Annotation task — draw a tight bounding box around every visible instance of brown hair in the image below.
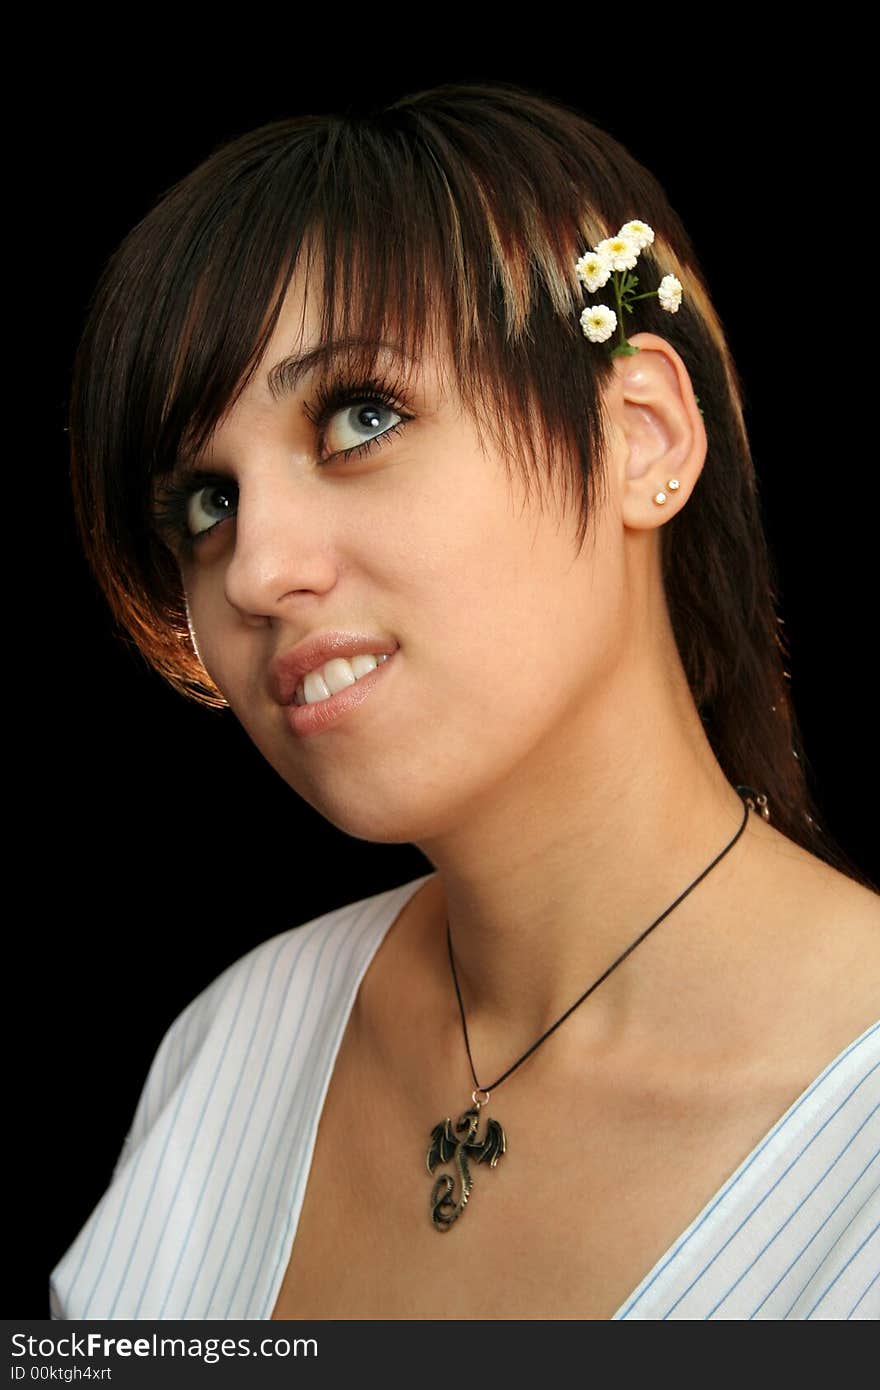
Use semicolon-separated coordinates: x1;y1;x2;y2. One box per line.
67;79;875;892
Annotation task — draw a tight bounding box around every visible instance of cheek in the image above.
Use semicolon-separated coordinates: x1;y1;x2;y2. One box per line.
181;583;250;704
400;519;626;762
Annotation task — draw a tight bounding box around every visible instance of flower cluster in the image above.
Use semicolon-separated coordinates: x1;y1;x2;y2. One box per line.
575;219;683;359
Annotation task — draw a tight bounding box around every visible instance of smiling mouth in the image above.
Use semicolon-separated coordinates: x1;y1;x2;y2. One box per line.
283;649;398;738
293;652;392;706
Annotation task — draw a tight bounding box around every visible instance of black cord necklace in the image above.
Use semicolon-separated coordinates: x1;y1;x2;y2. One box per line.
425;784;770;1229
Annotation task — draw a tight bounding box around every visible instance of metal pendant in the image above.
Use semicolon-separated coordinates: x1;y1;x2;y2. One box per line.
426;1088;507;1229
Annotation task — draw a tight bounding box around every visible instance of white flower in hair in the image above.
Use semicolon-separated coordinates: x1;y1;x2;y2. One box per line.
657;273;682;313
575;248;613;294
619;219;654;250
580;304;618;343
574;215;685;360
595;233;640;272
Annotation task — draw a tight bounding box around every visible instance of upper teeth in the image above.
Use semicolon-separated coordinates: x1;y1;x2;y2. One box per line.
294;653;390;706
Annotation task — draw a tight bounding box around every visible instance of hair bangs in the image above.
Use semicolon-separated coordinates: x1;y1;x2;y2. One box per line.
151;130;610;546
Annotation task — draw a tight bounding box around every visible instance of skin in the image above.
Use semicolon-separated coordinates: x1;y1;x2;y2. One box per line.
173;262;879;1103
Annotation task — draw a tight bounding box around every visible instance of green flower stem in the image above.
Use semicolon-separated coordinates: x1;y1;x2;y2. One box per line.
613;274;627;352
608;270;663;358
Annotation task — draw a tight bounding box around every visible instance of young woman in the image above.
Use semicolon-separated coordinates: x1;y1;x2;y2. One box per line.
51;81;879;1321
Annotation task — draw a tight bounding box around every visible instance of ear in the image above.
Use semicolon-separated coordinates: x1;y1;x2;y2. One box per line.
606;332;707;531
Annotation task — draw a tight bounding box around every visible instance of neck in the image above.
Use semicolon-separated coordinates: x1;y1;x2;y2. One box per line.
413;664;764;1081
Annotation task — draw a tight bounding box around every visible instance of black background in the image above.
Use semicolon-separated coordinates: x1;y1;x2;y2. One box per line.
20;48;877;1320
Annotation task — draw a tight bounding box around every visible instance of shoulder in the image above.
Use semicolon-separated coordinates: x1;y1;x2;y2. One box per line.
741;821;879;1077
772;837;880;980
117;876;431;1169
801;862;880;1040
49;876;430;1320
743;811;879;954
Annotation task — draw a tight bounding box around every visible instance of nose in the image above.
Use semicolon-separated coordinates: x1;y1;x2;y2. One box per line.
222;468;340;619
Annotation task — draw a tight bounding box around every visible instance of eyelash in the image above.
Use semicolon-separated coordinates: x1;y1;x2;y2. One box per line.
152;372;414;554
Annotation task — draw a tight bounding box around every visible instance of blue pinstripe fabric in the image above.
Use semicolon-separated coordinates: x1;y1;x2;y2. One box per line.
614;1026;879;1319
50;877;879;1321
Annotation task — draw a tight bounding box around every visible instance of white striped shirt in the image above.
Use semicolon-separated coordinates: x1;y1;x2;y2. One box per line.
50;873;880;1320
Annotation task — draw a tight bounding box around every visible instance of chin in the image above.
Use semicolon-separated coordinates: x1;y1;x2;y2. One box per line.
311;798;448;846
285;772;465;847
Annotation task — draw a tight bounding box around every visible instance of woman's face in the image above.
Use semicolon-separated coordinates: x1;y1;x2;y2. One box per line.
172;269;637;846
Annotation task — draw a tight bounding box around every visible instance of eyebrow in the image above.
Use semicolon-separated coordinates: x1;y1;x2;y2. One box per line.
160;337;414;485
265;337;410;402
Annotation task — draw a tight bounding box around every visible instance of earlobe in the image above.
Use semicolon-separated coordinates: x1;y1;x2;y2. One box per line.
612;333;704;529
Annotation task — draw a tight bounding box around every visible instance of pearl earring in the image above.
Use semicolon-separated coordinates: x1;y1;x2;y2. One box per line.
653;478;680;506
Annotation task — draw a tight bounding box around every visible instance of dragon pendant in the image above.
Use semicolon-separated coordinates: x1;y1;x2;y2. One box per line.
426;1090;507;1229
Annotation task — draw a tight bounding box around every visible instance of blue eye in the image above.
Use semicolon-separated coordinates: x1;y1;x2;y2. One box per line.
150;473;239;551
303;373;413;463
184;480;238;539
321;399;405;460
150;373;414;555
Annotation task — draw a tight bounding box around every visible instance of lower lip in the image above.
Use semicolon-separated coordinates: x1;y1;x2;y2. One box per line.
283;650;398;738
